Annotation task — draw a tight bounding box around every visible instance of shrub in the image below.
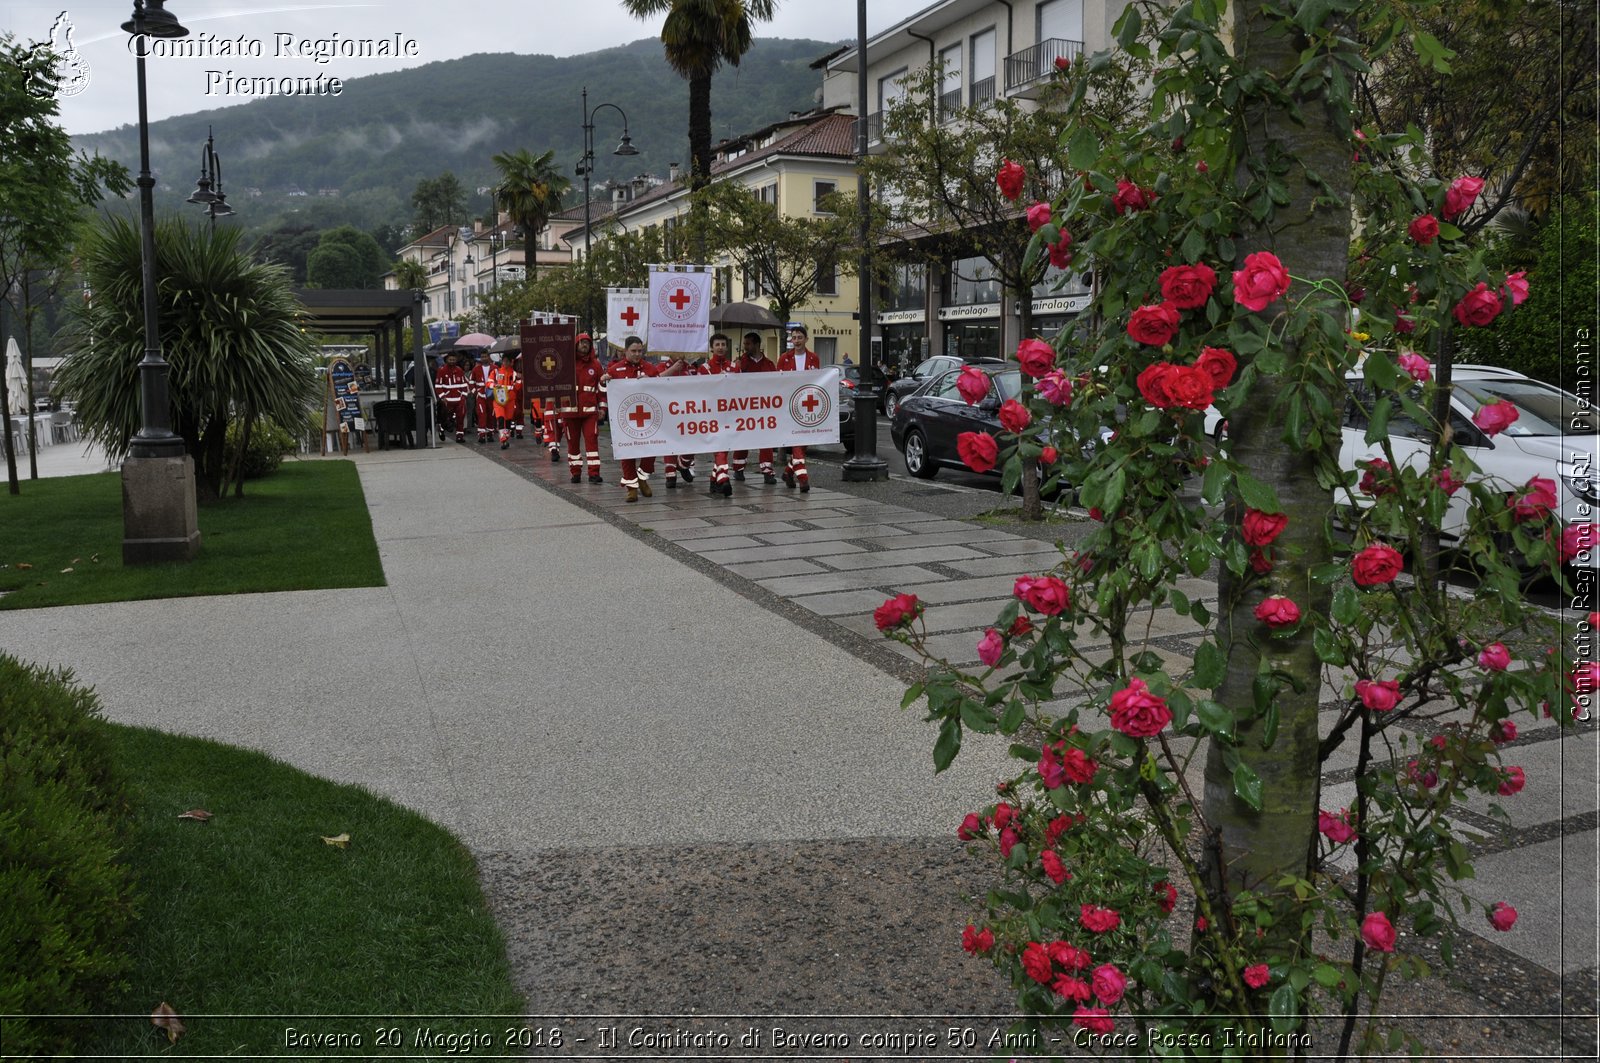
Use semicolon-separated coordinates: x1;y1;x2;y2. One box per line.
225;417;300;481
0;655;138;1056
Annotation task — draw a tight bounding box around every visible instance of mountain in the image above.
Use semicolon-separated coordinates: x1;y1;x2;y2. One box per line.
73;37;839;241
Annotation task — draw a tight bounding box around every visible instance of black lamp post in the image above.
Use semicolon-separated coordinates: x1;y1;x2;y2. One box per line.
577;87;638;334
185;126;234;229
122;0;187;461
842;0;889;481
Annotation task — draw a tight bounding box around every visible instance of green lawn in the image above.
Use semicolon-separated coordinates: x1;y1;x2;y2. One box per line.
0;460;384;609
82;723;524;1057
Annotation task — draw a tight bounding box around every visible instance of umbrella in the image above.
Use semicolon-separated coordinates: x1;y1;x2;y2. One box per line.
456;332;497;348
489;335;521;353
5;338;28;416
708;301;781;330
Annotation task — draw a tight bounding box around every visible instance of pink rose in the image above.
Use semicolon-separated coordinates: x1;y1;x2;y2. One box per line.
873;593;921;631
1014;574;1071;616
1109;677;1172;738
957;813;983;840
1047;229;1075;269
1397;351;1432;383
1572;660;1600;695
1254;595;1301;628
1473;399;1519;435
1036;369;1073;406
1511;477;1559;521
1409;214;1440;245
1356;679;1400;712
1436;467;1466;495
1504;270;1529;306
1488;902;1518;932
977;627;1004;667
1054;975;1093;1003
957;431;999;473
1026;201;1052;232
956;365;990;405
1022;941;1053;983
1041;850;1070;884
1154;881;1177;914
997;159;1025;201
1243;964;1271;989
1395;310;1416;334
962;924;995;953
1232;251;1291;312
1128;303;1182;346
1159;263;1217;309
1443;175;1485;220
1489;719;1517;744
1497;766;1526;796
1559;523;1600;565
1352;542;1404;586
1080;904;1121;933
1195;346;1237;389
1112;179;1152;214
1091;963;1128;1005
1361;911;1397;952
1318;808;1357;843
1015;337;1057;377
1073;1006;1114;1034
1242;509;1288;547
1453;282;1504;328
1359;458;1395;496
1478;642;1512;671
998;398;1032;434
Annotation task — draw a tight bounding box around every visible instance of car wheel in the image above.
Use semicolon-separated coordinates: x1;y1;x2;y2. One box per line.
885;392;900;419
903;428;938;479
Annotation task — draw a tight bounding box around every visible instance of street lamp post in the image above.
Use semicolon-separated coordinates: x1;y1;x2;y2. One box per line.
185;126;234;230
578;87;639;335
842;0;889;481
120;0;201;563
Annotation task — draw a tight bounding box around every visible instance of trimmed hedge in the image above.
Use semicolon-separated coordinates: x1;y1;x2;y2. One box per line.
0;655;138;1056
225;417;300;480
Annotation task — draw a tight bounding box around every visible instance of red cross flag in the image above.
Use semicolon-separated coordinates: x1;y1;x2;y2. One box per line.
646;266;713;358
606;288;649;355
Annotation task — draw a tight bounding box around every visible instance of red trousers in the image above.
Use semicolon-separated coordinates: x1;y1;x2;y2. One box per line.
733;448;774;471
563;413;600;475
619;456;657;487
785;446;809;482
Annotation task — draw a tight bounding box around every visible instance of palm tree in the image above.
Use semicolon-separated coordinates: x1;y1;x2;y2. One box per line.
491;148;570;280
623;0;778;251
392;257;427;291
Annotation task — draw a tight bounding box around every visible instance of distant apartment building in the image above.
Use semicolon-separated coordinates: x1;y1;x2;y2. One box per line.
390;209;582;322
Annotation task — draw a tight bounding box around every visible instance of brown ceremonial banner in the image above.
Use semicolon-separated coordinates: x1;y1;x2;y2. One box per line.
520;321;576;403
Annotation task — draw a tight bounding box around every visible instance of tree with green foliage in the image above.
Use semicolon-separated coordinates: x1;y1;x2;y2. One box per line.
305;224;388;289
250;223;321;285
0;32;130;493
491;148;570;280
411;172;465;233
462;277;535;337
57;218;318;500
392;257;427;291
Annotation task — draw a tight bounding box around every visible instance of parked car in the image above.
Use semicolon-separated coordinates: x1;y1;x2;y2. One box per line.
1208;365;1600;568
883;354;977;420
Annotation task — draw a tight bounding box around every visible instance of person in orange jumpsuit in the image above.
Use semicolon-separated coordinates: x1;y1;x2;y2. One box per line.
560;333;605;483
777;321;820;492
700;333;737;497
434;351;471;443
469;349;495;444
605;336;659;502
732;331;777;485
491;352;522;450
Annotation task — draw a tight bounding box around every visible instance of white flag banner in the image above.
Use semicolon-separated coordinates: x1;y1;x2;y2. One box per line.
607;368;842;459
646;266;713;358
606;288;649;353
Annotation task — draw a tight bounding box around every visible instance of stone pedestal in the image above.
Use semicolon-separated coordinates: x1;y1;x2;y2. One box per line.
122;454;201;564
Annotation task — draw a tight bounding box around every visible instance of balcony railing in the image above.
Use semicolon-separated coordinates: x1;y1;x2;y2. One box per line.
938;87;961;122
970;76;996;107
856;110;883;146
1005;38;1083;93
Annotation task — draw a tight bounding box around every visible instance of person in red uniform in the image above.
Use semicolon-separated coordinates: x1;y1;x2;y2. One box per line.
655;348;700;489
434;351;471;443
777;321;820;492
469;349;495;444
701;333;737;497
561;333;605;483
491;352;522;449
606;336;659;502
732;330;777;485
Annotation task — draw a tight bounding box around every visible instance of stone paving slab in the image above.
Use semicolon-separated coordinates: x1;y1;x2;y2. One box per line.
920;598;1019;635
758;567;942;598
814;544;987;569
858;530;991;551
943;552;1071;578
897;574;1023;606
723;559;827;580
980;536;1071;554
790;590;894;618
641;517;716;533
753;525;908;544
671;521;803;540
698;542;868;564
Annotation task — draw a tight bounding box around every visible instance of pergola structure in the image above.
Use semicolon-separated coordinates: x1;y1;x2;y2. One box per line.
293;288;431;447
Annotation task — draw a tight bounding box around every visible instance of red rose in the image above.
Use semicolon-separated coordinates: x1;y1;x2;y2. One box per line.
1442;174;1485;220
997;159;1026;201
957;813;983;840
1015;337;1057;377
1436;468;1466;495
873;592;921;630
1478;641;1512;671
1408;214;1440;245
1045;814;1074;845
1048;940;1092;970
999;826;1020;856
955;365;990;405
1351;542;1404;586
1319;808;1357;843
1061;747;1097;785
1488;902;1518;932
1232;251;1291;312
1359;458;1395;496
1242;508;1288;546
1195;346;1237;389
1112;179;1152;214
1026;201;1053;232
1164;365;1215;410
1472;399;1519;435
1040;444;1059;465
1128;303;1181;346
1504;270;1529;306
1015;574;1071;616
1047;229;1074;268
1159;263;1217;309
1009;614;1034;638
1053;976;1093;1003
1136;363;1178;407
1153;881;1178;914
1361;912;1397;952
1038;741;1068;789
1091;963;1128;1005
957;431;999;473
961;923;995;953
998;398;1032;434
1109;677;1172;738
1041;850;1070;884
1489;719;1518;744
1249;549;1274;574
1453;282;1504;328
1243;964;1271;989
1080;903;1121;933
1254;595;1301;628
1073;1007;1114;1034
1355;679;1400;711
992;802;1015;830
1497;766;1526;796
1395;310;1416;334
1022;941;1054;984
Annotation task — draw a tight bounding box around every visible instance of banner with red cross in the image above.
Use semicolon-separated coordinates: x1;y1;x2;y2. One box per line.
646;265;713;359
606;367;842;459
605;288;649;354
519;319;576;402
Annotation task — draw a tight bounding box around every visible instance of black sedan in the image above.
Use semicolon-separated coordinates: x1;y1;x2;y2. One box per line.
883;355;972;420
889;360;1022;479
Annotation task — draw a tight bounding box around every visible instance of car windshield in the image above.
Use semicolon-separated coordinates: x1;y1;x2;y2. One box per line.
1456;378;1596;436
993;368;1022;401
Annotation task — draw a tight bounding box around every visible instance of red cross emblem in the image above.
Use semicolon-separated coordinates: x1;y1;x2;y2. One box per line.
620;305;640;327
629;404;652;429
801;393;821;414
669;288;692;310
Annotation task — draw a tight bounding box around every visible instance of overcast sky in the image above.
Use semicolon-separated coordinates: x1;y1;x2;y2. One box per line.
11;1;930;136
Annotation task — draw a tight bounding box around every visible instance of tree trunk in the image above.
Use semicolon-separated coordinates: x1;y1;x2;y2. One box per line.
22;272;37;480
525;217;539;282
688;72;713;262
1;299;17;495
1016;286;1042;520
1200;0;1353;919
